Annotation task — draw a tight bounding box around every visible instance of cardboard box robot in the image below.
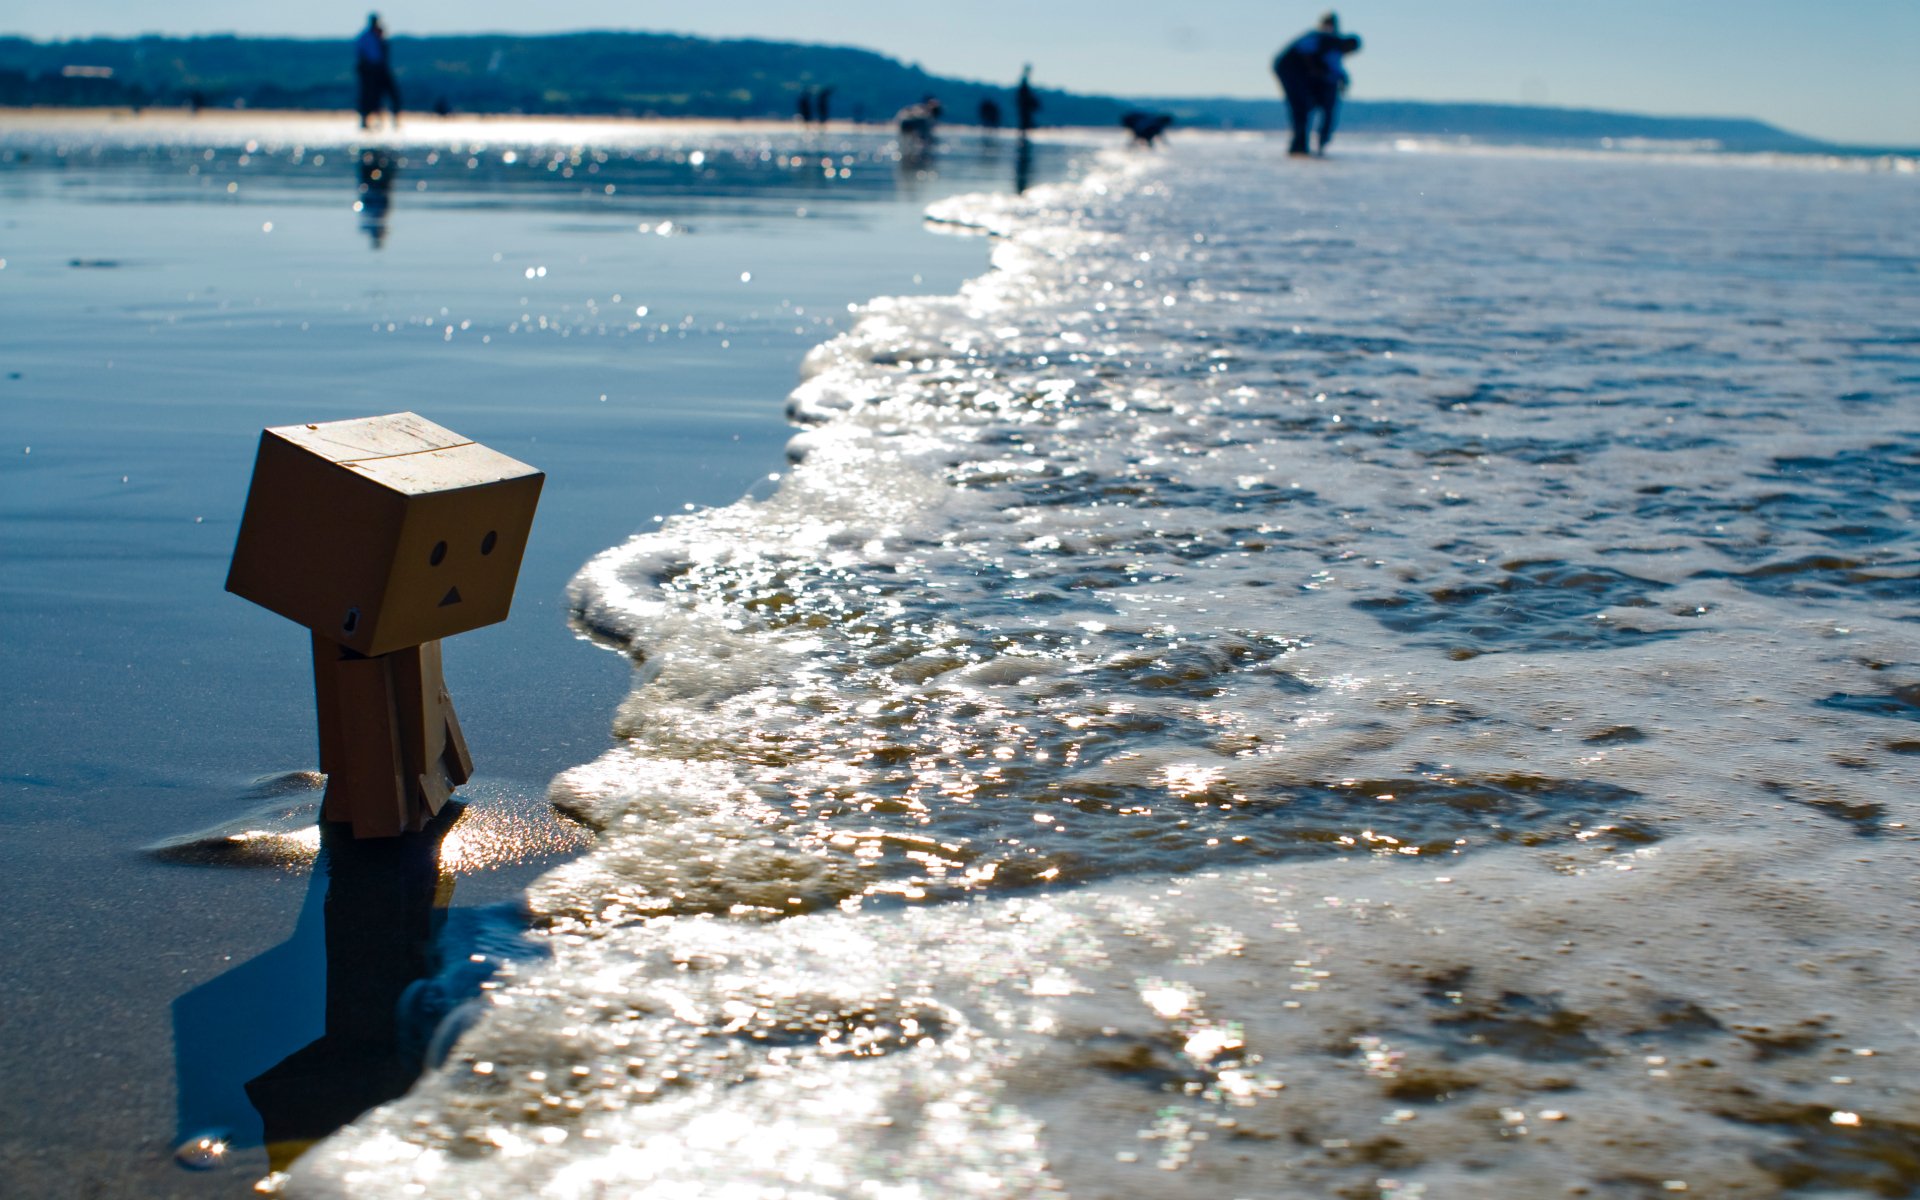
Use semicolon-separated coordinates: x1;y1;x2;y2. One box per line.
227;413;543;837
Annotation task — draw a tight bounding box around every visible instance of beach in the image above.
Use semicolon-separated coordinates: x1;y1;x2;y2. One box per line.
311;135;1915;1197
0;109;1084;1196
3;108;1919;1199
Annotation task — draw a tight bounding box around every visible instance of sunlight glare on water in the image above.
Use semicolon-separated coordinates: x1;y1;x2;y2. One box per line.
290;137;1919;1197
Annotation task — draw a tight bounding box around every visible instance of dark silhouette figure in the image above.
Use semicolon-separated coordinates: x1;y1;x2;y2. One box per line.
244;815;459;1170
354;13;402;131
1015;65;1041;133
979;97;1003;131
898;95;942;134
1122;111;1174;147
169;804;469;1170
432;95;451;118
796;87;814;123
356;150;397;248
1014;131;1033;194
815;86;834;125
1273;12;1360;156
897;95;942;166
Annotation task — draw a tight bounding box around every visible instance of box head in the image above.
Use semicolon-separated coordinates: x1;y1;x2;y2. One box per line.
227;413;543;655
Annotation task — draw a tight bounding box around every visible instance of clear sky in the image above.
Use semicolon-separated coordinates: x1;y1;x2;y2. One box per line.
11;1;1919;147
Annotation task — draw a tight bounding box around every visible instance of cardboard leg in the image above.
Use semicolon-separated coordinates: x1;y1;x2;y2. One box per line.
312;632;345;779
427;640;474;786
386;644;433;829
313;637;409;838
392;640;471;824
313;636;474;838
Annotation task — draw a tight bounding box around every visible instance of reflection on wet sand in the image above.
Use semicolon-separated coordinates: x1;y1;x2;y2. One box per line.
144;773;591;872
245;814;451;1171
165;791;585;1174
895;123;1037;199
0;111;1087;1198
355;149;396;248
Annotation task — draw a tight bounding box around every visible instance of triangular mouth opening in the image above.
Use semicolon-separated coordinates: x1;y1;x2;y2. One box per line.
438;586;462;607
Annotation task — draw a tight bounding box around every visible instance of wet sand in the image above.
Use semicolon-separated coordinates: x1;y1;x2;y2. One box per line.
0;109;1085;1195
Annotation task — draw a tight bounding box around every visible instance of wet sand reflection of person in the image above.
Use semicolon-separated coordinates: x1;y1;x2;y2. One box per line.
355;149;397;248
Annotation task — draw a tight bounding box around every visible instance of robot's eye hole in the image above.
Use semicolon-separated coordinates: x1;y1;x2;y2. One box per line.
480;530;499;556
429;541;448;566
343;607;361;633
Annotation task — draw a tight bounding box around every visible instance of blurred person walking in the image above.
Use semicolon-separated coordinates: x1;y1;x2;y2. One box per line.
1272;12;1360;156
354;13;402;130
1015;65;1041;133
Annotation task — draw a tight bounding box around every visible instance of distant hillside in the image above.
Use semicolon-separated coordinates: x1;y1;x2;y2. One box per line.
0;31;1844;153
1149;97;1833;153
0;31;1129;125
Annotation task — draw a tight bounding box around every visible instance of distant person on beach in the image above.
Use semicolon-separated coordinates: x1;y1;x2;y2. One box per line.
797;88;814;123
979;96;1003;131
1272;12;1360;156
898;95;942;137
354;13;402;131
1015;65;1041;133
816;86;834;125
897;95;942;166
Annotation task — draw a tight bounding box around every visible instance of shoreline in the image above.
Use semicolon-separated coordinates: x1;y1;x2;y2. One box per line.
0;105;1106;137
0;105;865;129
0;119;1081;1196
295;128;1920;1199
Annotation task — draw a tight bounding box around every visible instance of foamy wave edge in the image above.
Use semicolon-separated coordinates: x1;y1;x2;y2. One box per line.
565;148;1144;658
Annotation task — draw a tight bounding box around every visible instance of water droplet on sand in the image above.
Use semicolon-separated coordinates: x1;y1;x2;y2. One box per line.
174;1131;232;1170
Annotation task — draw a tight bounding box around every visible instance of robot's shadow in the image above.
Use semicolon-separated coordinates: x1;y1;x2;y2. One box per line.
170;807;467;1171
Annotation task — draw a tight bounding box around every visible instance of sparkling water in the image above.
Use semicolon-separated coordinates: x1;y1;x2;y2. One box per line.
291;137;1919;1197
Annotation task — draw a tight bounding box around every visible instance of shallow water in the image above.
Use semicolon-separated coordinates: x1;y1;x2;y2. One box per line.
277;134;1920;1198
0;113;1083;1196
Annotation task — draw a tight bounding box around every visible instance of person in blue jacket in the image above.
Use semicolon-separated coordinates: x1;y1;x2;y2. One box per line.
354;13;402;131
1272;13;1361;156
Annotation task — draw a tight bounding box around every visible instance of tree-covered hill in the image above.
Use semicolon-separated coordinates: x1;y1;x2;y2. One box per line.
0;31;1846;153
0;31;1126;125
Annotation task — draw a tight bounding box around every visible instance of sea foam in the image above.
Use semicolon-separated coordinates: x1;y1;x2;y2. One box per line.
289;137;1920;1197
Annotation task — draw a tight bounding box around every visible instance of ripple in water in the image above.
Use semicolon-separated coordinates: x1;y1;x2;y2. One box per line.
173;1130;232;1171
